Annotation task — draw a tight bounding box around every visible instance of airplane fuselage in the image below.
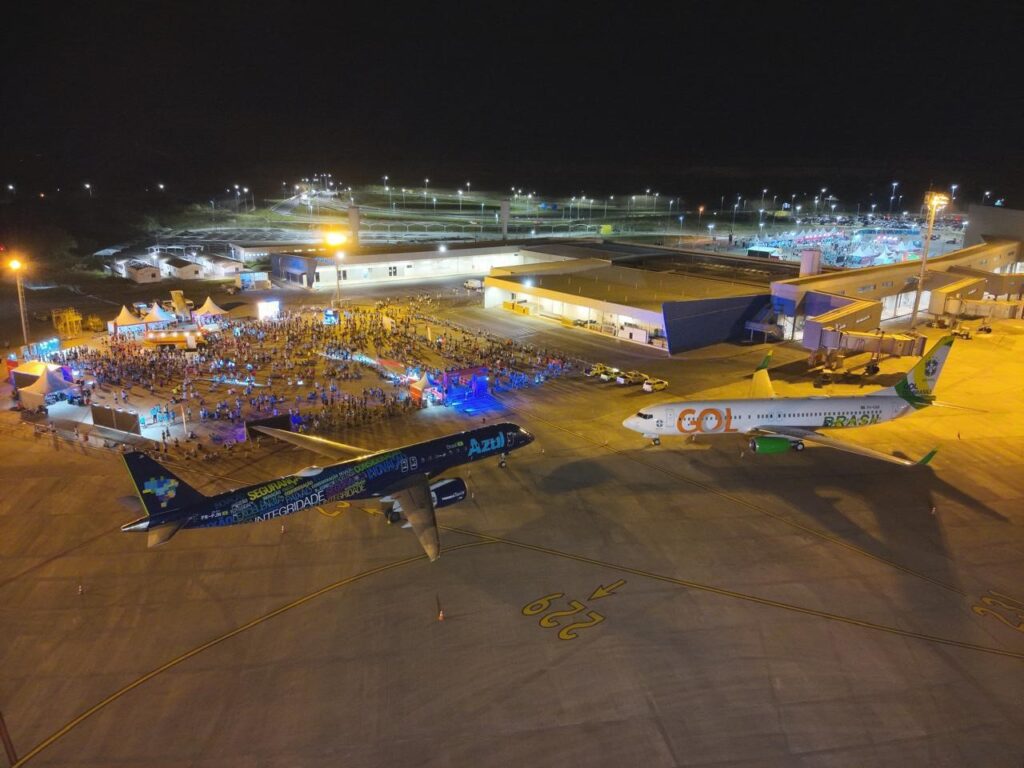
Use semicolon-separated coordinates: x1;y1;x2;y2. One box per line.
624;395;914;438
139;423;531;531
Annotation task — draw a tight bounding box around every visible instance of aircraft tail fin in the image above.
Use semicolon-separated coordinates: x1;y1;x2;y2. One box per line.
891;335;955;410
750;351;776;399
122;451;206;517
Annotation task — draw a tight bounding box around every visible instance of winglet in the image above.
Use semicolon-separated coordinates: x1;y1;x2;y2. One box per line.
750;351;776;399
916;448;938;466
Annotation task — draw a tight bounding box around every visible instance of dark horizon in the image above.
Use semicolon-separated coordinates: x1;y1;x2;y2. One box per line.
3;3;1022;204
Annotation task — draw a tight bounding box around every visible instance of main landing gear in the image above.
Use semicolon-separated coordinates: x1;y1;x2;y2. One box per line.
651;437;661;446
499;452;508;468
793;441;805;451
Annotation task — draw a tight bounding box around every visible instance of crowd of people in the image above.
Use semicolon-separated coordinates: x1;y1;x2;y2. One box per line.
36;297;588;460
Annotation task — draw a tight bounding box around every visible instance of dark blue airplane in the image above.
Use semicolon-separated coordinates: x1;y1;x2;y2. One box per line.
121;422;534;560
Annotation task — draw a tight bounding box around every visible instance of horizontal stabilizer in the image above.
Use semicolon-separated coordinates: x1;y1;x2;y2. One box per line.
148;517;189;547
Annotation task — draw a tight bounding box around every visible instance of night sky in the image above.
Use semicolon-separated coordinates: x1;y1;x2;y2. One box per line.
3;2;1022;202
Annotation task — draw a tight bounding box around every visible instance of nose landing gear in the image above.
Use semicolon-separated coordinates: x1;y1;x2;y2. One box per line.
499;453;508;468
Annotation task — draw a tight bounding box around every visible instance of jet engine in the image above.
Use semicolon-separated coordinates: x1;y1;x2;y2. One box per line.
383;478;468;522
429;478;468;509
748;436;802;454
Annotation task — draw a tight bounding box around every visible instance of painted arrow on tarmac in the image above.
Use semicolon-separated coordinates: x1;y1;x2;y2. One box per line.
589;579;626;600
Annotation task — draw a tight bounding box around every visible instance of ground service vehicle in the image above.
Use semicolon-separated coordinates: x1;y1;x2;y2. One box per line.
616;370;647;386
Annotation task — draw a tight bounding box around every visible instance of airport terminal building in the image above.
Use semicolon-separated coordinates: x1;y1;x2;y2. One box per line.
269;241;565;288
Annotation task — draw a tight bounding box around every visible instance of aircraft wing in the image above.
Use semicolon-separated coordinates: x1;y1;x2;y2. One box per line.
252;426;372;460
385;475;441;561
755;426;936;467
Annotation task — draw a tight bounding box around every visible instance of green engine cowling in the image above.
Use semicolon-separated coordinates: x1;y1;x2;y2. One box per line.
748;436;798;454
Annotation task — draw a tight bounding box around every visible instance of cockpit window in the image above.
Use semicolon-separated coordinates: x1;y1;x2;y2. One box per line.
636;411;654;420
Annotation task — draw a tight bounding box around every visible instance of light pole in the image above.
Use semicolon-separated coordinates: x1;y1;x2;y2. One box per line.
696;205;704;234
909;192;949;328
760;188;767;209
8;258;29;346
732;202;739;232
84;182;92;198
890;181;898;213
458;189;463;212
983;190;991;205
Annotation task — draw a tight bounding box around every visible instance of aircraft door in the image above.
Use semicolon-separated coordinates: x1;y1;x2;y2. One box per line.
658;408;674;430
400;457;409;473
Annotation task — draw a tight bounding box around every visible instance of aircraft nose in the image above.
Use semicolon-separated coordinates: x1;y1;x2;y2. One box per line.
622;416;638;431
518;427;535;446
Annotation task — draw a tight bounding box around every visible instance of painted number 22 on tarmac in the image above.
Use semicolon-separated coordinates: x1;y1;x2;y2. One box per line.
521;581;624;641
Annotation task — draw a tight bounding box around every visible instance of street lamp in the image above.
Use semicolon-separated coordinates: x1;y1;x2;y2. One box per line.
84;182;92;198
8;258;29;346
697;205;704;234
950;183;958;202
909;192;950;328
983;190;992;204
732;202;739;231
890;181;899;213
457;189;463;212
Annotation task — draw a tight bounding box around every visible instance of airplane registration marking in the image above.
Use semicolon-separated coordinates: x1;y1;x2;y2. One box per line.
522;592;607;641
971;591;1024;634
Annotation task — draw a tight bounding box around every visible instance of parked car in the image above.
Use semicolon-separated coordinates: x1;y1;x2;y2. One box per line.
585;363;611;377
599;367;622;382
616;370;647;386
642;378;668;392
